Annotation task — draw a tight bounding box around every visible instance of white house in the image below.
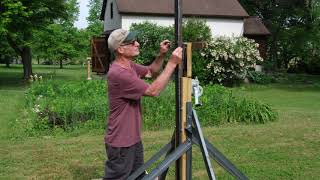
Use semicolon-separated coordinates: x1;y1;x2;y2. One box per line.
100;0;249;37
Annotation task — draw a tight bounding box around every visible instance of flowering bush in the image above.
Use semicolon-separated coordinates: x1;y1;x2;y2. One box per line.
200;37;263;86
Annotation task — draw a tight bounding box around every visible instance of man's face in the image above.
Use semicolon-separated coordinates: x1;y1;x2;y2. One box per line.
119;39;140;58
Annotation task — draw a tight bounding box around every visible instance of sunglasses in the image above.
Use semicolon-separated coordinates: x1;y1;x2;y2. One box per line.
120;39;138;46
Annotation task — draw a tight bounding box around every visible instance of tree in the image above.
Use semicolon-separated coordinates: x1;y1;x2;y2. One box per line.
75;0;104;62
1;0;68;79
304;0;320;73
239;0;320;72
0;0;28;35
33;24;80;69
32;0;81;68
0;35;17;67
86;0;104;36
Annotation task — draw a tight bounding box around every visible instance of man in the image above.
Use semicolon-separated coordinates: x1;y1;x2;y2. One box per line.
104;29;182;180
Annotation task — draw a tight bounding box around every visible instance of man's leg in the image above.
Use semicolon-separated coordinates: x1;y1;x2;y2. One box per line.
131;141;146;180
103;144;135;180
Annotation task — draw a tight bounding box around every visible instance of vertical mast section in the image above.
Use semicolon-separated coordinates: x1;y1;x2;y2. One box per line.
174;0;183;179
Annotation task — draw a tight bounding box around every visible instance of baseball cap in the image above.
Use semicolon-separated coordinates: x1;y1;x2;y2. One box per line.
108;29;138;52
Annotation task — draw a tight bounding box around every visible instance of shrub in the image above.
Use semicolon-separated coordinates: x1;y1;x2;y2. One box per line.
142;83;277;129
247;71;276;84
182;18;212;42
286;56;320;75
25;81;277;133
130;22;174;65
25;79;108;132
142;84;176;130
200;37;263;86
130;18;213;69
197;85;278;125
181;18;212;80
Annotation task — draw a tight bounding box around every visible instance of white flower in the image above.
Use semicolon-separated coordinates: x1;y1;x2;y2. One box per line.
224;54;228;60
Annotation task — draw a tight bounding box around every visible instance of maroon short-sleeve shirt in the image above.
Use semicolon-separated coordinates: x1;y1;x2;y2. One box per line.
105;62;149;147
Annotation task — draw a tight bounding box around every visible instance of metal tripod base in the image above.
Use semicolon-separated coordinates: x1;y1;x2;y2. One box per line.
128;103;248;180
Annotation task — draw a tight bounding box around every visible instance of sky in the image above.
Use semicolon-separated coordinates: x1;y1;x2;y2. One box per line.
74;0;89;29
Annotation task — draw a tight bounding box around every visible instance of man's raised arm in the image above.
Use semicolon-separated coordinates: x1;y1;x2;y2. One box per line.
147;40;171;78
144;47;182;97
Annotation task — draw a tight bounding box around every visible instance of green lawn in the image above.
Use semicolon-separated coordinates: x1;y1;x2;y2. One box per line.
0;64;319;179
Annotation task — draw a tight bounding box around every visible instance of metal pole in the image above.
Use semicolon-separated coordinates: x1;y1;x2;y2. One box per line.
174;0;183;179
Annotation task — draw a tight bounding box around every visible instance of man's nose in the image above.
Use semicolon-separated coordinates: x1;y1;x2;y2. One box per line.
134;41;140;47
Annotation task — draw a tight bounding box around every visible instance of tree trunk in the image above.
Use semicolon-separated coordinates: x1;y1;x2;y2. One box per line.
5;56;10;68
59;59;63;69
6;32;33;79
269;27;282;70
21;47;33;80
6;61;10;68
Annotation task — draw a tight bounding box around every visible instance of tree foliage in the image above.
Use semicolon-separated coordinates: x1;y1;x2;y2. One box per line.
182;18;212;42
0;0;29;35
32;24;80;68
130;22;174;65
239;0;320;74
1;0;69;79
86;0;103;36
130;19;212;66
31;0;86;68
0;35;17;67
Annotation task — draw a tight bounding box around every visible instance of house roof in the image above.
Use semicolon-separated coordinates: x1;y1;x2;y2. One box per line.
243;16;270;36
100;0;249;20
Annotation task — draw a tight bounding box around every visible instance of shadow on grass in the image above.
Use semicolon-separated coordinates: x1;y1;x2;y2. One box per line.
0;64;88;90
272;84;320;92
30;64;85;70
244;73;320;93
273;74;320;92
0;66;27;90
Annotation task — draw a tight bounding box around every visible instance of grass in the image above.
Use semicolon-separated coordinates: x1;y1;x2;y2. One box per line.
1;64;320;179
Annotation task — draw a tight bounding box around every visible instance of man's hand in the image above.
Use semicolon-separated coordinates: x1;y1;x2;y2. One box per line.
169;47;183;65
159;40;171;55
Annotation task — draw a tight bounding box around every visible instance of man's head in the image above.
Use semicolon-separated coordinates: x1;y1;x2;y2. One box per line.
108;29;140;57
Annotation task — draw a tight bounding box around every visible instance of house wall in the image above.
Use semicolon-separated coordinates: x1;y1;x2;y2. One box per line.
103;0;121;31
120;15;244;37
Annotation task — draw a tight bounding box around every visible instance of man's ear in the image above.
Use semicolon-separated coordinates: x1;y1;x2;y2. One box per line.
117;47;124;54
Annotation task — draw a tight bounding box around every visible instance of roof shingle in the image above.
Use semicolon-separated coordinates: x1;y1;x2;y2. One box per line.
244;16;270;36
101;0;249;20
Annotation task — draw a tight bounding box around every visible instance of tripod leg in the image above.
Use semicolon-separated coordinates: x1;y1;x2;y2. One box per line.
158;131;176;180
191;109;249;180
192;109;216;180
128;142;172;180
192;136;249;180
142;141;192;180
186;102;193;180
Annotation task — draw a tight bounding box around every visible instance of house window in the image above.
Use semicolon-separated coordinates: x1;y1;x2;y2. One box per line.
110;3;113;19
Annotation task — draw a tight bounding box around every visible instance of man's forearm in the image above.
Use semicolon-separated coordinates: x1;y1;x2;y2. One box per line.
148;53;165;77
144;61;176;96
